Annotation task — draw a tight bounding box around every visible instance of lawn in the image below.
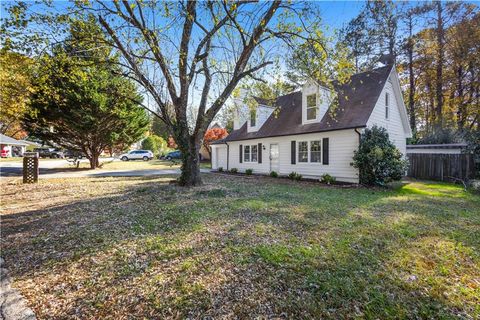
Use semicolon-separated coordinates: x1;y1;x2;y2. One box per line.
0;157;25;162
68;159;211;170
1;174;479;319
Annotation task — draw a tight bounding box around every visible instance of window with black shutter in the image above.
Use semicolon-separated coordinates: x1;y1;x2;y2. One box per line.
291;141;296;164
258;143;262;163
322;138;329;165
239;145;242;163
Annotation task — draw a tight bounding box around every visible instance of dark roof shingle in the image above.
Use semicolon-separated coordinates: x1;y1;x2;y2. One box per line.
217;65;393;143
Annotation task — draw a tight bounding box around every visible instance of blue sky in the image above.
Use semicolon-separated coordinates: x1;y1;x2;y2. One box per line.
316;1;366;30
0;1;367;32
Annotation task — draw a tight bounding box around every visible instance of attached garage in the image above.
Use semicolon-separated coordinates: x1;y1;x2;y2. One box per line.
211;144;228;170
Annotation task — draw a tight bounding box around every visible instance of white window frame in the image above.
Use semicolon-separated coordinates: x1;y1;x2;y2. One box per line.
298;141;308;163
250;109;256;127
251;145;258;162
310;140;322;163
385;92;389;120
298;140;323;164
306;94;317;121
243;144;258;163
244;145;250;162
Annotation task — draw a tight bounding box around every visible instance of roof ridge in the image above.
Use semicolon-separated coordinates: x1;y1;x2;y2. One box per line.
351;64;394;77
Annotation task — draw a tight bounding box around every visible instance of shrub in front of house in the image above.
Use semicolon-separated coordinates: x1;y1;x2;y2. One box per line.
245;169;253;175
288;171;302;181
320;173;336;184
269;171;278;178
218;167;223;172
352;125;408;186
230;168;238;173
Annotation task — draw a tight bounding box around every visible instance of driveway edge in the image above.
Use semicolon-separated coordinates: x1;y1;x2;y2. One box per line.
0;258;36;320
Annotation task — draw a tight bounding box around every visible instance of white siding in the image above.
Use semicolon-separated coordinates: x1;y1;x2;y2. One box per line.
248;105;274;133
225;129;360;183
302;82;333;125
366;76;408;155
211;145;227;170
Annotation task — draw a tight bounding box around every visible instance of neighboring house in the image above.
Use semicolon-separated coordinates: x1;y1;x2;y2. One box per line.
21;140;42;151
211;64;412;183
200;123;222;161
0;134;28;157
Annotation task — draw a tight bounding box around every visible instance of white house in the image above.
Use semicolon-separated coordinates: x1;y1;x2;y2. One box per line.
0;134;28;157
211;64;412;183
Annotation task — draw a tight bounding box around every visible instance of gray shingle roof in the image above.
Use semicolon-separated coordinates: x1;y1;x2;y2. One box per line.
0;134;28;146
215;65;393;144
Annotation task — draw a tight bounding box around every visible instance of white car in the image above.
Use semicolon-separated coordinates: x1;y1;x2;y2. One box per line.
119;150;154;161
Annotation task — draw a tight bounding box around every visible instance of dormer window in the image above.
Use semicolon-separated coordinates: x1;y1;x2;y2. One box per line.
250;109;256;127
306;94;317;120
385;92;389;119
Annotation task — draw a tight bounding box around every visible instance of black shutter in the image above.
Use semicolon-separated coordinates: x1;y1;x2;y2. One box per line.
291;141;296;164
258;143;262;163
322;138;329;165
239;145;243;163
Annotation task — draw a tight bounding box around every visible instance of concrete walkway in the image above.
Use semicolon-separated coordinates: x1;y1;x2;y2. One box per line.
0;258;36;320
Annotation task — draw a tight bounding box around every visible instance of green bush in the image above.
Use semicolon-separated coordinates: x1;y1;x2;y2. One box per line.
288;172;302;181
218;167;223;172
352;126;408;186
245;169;253;175
320;173;336;184
269;171;279;178
141;135;167;157
230;168;238;173
463;129;480;178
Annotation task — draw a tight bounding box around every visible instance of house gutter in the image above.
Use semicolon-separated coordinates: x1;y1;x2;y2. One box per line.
226;142;229;171
354;128;362;145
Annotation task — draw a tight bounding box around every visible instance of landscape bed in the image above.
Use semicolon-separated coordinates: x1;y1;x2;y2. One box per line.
1;174;479;319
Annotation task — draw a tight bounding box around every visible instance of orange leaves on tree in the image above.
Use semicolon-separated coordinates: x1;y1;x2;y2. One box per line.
203;128;228;156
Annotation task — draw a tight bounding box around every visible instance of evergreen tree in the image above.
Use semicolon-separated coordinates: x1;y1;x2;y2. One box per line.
24;19;149;169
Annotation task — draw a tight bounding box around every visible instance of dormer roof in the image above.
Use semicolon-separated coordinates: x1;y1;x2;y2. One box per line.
214;64;394;143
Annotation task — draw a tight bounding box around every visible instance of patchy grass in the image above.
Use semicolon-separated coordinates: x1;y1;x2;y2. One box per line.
0;157;25;162
69;159;181;170
1;175;479;319
68;159;211;170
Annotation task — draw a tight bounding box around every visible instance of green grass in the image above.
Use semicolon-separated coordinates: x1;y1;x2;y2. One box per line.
1;175;479;319
68;159;211;170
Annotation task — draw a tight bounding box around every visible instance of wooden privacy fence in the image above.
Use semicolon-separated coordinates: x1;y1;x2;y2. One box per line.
406;144;475;181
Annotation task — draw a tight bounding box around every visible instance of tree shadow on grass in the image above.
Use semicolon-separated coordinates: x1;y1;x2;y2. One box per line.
1;175;479;318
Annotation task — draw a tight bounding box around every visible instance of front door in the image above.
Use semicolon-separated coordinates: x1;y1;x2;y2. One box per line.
270;144;279;173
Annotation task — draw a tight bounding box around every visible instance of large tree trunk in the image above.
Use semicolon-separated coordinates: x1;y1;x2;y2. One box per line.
178;138;202;186
174;125;203;186
434;1;444;132
406;17;416;137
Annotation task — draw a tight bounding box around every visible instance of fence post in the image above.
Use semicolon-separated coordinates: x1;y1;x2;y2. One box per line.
23;152;39;183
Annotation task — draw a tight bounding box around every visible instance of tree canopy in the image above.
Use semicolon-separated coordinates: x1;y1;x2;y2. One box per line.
0;49;33;139
2;0;332;185
23;20;149;168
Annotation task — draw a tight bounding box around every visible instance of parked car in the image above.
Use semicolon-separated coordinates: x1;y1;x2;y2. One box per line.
164;150;182;161
33;147;64;158
119;150;153;161
1;148;9;158
64;149;86;159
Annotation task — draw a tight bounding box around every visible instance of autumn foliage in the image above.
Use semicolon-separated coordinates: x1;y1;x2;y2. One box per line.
203;128;228;157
